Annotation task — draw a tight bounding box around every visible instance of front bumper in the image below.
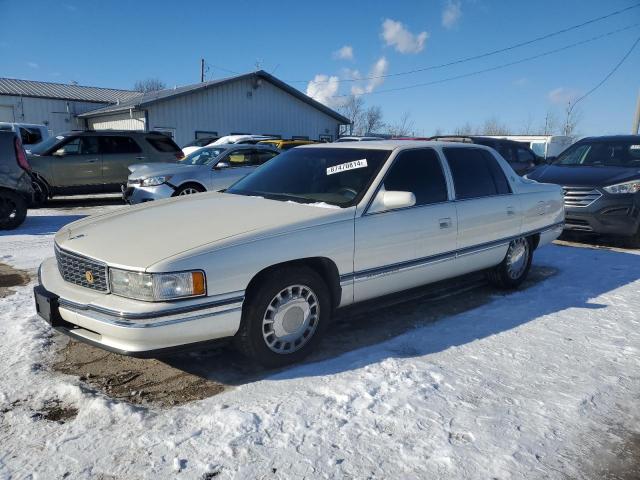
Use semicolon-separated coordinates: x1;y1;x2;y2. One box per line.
35;257;243;356
564;193;640;236
122;183;175;205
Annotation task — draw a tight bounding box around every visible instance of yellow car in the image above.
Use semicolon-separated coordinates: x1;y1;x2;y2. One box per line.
258;139;316;150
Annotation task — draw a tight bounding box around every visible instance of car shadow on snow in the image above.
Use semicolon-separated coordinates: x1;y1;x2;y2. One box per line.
164;243;638;386
0;214;87;236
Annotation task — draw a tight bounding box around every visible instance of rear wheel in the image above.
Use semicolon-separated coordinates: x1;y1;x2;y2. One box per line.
486;237;532;289
234;266;331;367
0;190;27;230
30;176;49;207
175;184;204;196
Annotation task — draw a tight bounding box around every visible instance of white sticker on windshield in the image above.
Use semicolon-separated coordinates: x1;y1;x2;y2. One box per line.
56;135;65;140
630;145;640;150
326;159;368;175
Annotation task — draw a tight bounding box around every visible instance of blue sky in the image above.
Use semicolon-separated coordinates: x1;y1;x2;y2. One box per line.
1;0;639;135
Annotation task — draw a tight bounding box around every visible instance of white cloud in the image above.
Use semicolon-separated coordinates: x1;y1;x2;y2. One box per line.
548;87;581;105
381;19;429;54
306;74;341;107
333;45;354;61
442;1;462;29
514;77;529;87
27;62;39;69
351;57;389;95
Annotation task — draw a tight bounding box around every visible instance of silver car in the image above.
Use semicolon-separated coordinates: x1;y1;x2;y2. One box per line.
123;144;279;204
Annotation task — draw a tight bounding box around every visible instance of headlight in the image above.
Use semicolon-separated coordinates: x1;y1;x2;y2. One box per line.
109;269;206;301
140;175;172;187
603;180;640;195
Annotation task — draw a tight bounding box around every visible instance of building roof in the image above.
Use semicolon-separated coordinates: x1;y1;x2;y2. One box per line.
0;78;141;104
77;70;350;124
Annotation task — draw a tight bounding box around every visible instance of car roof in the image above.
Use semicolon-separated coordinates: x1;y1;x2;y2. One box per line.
297;139;493;151
575;135;640;142
58;130;169;137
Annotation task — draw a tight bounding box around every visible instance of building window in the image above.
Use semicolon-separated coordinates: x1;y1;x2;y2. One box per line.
195;130;218;139
319;134;333;142
292;135;309;140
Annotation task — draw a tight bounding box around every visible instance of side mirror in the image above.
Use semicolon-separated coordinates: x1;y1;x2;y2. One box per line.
53;148;65;157
368;189;416;214
214;161;229;170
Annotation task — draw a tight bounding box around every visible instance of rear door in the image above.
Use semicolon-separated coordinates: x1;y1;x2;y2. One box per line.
99;136;145;188
443;147;520;270
354;148;458;302
50;136;103;190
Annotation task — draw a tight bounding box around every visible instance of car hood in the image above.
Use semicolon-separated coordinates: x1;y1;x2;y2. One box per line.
527;164;640;187
128;162;208;179
54;192;349;270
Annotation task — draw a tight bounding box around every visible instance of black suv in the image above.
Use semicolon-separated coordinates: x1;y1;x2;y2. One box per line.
0;131;33;229
429;136;541;175
526;135;640;246
27;130;183;201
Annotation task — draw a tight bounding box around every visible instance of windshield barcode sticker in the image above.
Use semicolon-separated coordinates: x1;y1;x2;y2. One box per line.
327;159;368;175
630;145;640;150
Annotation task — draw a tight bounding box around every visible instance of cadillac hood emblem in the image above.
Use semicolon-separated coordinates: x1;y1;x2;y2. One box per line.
85;271;95;284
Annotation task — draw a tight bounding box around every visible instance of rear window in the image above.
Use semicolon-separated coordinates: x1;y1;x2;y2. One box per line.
444;148;511;199
146;135;180;152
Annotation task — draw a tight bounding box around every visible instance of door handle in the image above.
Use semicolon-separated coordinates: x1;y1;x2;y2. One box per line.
506;206;515;216
86;158;98;163
439;217;452;229
135;156;146;160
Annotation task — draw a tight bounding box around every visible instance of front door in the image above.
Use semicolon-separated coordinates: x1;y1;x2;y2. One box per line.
51;136;102;191
354;148;458;302
99;136;145;189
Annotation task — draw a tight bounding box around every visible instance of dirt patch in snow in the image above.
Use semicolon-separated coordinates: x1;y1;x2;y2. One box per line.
0;263;30;298
52;265;556;409
31;399;78;424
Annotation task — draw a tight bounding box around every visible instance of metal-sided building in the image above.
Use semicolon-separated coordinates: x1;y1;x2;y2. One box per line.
0;78;140;135
77;71;349;145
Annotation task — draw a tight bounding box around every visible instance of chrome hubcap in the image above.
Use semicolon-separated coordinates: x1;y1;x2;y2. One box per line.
178;187;200;195
262;285;319;354
506;238;529;279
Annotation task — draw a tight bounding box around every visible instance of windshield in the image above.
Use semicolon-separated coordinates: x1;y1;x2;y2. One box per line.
29;135;66;155
554;140;640;168
227;147;391;206
179;147;226;165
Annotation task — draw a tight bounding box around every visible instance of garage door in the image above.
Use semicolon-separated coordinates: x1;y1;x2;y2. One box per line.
0;105;15;122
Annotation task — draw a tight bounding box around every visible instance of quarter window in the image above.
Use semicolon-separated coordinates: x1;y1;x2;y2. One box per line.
445;148;511;199
383;149;448;206
99;136;142;154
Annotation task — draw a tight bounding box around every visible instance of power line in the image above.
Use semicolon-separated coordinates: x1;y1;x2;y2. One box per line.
291;2;640;85
329;24;640;98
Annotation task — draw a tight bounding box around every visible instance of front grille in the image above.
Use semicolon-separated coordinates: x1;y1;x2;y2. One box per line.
562;187;602;207
55;245;109;292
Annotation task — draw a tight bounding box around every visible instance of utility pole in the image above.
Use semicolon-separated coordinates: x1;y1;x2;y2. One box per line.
200;58;205;83
633;88;640;134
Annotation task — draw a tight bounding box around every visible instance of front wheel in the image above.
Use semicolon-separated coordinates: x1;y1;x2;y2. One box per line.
174;184;205;196
234;266;331;367
486;237;532;289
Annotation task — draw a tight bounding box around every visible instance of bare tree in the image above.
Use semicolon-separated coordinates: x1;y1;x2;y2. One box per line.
453;122;474;136
133;78;166;93
433;127;443;136
363;106;385;134
480;116;510;135
540;110;558;135
520;113;535;135
386;111;415;137
338;95;365;135
563;102;582;136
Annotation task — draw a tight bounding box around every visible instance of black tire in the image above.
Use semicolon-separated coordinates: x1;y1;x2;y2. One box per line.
234;266;331;368
0;190;28;230
30;176;49;207
174;184;205;196
486;237;533;289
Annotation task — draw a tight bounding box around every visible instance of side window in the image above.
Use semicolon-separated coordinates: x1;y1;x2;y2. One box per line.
516;147;535;163
226;150;253;165
146;136;180;153
481;150;511;195
80;137;100;155
57;137;81;155
444;148;502;200
383;149;448;206
100;136;142;154
494;143;515;163
257;150;278;164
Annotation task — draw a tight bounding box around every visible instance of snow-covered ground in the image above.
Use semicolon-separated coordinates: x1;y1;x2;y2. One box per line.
1;203;639;479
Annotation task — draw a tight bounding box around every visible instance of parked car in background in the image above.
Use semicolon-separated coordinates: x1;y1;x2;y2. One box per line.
35;141;563;366
211;134;278;146
525;135;640;246
123;144;279;204
0;131;33;229
181;136;220;156
258;139;316;150
334;136;385;142
484;135;575;162
429;136;541;175
0;122;50;150
27;130;183;201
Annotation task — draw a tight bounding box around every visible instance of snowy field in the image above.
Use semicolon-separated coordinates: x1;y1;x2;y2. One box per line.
1;199;639;479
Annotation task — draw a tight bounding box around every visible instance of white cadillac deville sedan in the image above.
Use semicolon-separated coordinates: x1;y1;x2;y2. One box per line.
34;141;564;367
